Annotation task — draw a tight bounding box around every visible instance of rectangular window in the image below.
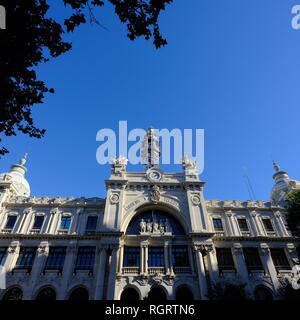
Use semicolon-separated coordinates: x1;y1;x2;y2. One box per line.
212;218;223;232
75;247;96;271
148;247;164;267
0;248;7;265
172;246;189;267
44;247;66;271
123;247;140;267
270;248;290;270
238;218;249;232
33;216;44;230
262;218;274;232
86;216;97;230
15;247;36;270
5;216;17;229
243;248;264;271
216;248;235;271
60;216;71;230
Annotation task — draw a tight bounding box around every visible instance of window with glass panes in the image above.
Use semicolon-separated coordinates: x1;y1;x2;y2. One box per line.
262;218;274;232
0;248;7;265
212;218;223;231
75;247;96;271
238;218;249;232
15;247;36;269
216;248;235;271
172;246;189;267
60;216;71;230
5;216;17;229
243;248;263;271
86;216;97;230
148;247;164;267
270;248;290;270
123;247;140;267
33;216;44;229
44;247;66;271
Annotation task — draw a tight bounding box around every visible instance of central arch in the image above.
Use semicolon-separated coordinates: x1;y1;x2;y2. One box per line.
122;202;189;235
120;287;140;301
146;286;167;301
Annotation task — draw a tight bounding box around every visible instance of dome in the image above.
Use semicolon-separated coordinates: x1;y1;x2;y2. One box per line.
0;154;30;197
270;161;300;205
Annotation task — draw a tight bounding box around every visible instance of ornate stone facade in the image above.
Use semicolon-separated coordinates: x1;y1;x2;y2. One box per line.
0;154;299;300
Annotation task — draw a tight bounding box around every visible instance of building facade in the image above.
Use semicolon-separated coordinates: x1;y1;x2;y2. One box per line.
0;149;299;300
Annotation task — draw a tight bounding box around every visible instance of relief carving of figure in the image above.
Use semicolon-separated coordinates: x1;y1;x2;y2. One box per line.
146;220;152;233
153;221;159;233
139;219;146;233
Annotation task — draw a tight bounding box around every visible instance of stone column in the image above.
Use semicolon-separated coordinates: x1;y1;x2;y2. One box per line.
193;245;208;300
224;211;233;236
29;242;49;298
94;246;108;300
19;208;32;234
258;243;280;289
251;212;264;236
249;211;259;236
164;241;170;274
71;208;82;234
118;243;124;274
49;208;60;234
188;245;195;274
106;246;118;300
0;208;7;229
140;241;148;274
168;242;173;275
3;241;20;272
140;243;144;274
225;211;239;236
275;212;289;237
205;245;219;284
232;243;249;284
58;244;77;300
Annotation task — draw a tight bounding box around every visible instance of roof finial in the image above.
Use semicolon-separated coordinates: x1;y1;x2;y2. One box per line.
141;127;160;169
19;153;28;166
272;160;280;172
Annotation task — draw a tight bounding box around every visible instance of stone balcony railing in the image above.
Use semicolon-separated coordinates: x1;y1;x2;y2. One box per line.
122;267;140;275
148;267;165;275
1;228;12;234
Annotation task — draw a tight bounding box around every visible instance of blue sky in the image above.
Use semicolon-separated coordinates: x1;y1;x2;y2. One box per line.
1;0;300;201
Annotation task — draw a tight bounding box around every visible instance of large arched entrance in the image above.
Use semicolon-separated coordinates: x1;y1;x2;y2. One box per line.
2;287;23;300
176;286;194;301
120;287;140;301
254;286;273;300
36;287;56;301
69;287;89;300
146;286;167;301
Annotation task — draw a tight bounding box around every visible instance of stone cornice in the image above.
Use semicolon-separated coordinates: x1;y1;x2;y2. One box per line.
3;196;105;208
206;199;286;211
212;235;299;242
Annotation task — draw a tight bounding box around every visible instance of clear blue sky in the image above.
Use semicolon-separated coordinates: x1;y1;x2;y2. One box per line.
1;0;300;201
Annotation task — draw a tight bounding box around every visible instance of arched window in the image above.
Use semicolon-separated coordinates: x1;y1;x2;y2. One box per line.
2;287;23;300
36;287;56;301
126;210;185;235
120;287;140;301
146;286;167;301
69;287;89;301
176;286;194;301
254;286;273;300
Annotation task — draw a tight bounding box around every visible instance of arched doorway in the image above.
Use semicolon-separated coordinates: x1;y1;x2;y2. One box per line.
176;286;194;301
2;287;23;300
120;287;140;301
69;287;89;301
254;286;273;300
36;287;56;301
146;286;167;301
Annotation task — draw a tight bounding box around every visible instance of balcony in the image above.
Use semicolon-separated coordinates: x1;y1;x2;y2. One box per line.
57;229;69;235
122;267;140;275
29;229;41;234
148;267;165;275
1;228;12;234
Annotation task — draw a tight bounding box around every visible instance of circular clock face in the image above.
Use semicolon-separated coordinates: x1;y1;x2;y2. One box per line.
151;171;160;180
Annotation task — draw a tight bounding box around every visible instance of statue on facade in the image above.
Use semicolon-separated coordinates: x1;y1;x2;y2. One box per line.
139;219;146;233
153;221;159;233
159;220;165;233
164;219;172;233
181;155;199;176
146;220;152;233
150;185;160;203
111;155;128;175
